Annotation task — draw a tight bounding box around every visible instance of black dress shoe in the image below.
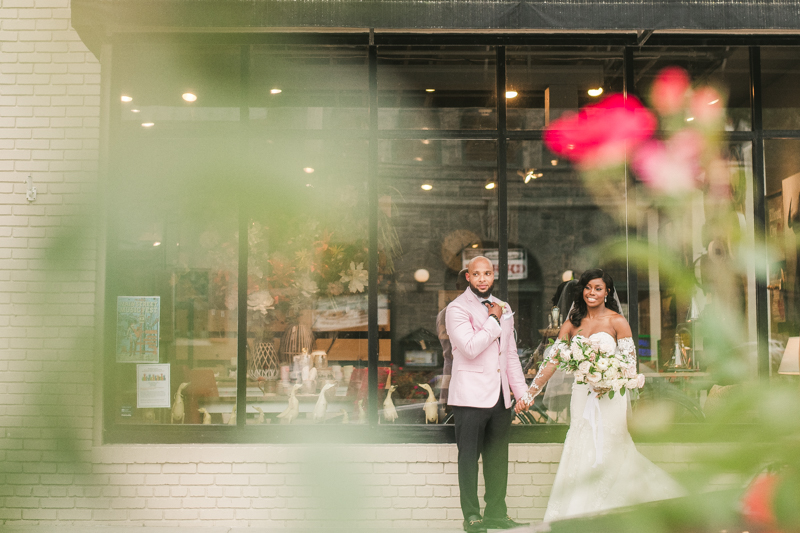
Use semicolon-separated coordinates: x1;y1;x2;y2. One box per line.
482;515;529;530
463;514;487;533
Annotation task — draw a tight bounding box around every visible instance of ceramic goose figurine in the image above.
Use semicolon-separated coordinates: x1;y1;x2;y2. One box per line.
419;383;439;424
383;385;398;423
254;406;265;424
340;408;349;424
171;382;190;424
228;404;237;425
357;399;366;424
312;382;336;423
198;407;211;425
277;383;302;424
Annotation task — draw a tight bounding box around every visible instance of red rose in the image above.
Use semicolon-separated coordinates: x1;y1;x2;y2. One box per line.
741;473;779;527
543;94;657;170
651;66;691;116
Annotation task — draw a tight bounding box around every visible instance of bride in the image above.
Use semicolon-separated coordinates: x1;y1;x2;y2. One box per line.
517;268;684;522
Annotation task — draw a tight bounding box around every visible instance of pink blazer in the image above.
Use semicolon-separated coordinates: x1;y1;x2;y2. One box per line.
445;288;528;409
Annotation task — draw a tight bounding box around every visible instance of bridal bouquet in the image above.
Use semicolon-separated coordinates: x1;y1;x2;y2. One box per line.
549;336;645;399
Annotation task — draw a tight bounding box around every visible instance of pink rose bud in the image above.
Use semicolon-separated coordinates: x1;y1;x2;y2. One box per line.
651;66;691;116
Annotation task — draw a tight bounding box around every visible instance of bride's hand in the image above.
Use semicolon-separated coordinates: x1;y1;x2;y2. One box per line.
514;399;529;413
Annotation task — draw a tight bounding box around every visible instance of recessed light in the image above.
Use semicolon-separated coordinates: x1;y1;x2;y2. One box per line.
425;89;435;92
421;184;433;191
550;159;558;166
121;95;132;103
131;109;140;113
471;243;479;248
305;183;313;188
153;241;161;247
421;140;430;145
588;88;604;97
686;117;695;122
414;157;423;162
270;89;282;94
141;122;154;128
303;167;314;173
505;91;518;99
182;92;197;102
485;182;496;190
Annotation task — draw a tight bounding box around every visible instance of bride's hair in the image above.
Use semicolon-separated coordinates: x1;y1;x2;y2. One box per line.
569;268;620;327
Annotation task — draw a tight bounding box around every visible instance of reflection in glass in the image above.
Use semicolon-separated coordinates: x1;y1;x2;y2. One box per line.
762;48;800;130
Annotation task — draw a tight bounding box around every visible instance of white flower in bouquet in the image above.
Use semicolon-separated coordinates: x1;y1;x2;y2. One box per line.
578;361;592;374
623;365;638;379
596;358;610;371
636;374;646;388
596;335;616;354
574;372;585;383
587;372;602;383
625;378;639;390
571;342;585;361
612;379;625;392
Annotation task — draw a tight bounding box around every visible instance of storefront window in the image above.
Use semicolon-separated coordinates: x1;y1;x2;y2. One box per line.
634;47;752;131
761;48;800;130
765;139;800;377
378;139;497;424
506;46;625;131
635;142;755;422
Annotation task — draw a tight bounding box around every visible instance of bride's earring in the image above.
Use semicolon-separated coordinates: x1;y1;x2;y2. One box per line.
604;295;607;302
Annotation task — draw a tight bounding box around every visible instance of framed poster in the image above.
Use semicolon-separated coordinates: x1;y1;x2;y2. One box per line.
136;363;171;409
116;296;160;363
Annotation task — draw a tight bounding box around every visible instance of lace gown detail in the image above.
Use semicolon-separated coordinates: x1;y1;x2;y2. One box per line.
538;332;684;523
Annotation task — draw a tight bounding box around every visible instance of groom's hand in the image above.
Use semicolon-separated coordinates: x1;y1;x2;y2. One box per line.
515;399;529;413
484;301;502;319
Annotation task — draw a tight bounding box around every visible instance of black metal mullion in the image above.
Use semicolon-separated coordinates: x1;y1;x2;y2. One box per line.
367;33;380;427
623;46;640;351
236;44;250;427
750;46;770;380
496;46;508;301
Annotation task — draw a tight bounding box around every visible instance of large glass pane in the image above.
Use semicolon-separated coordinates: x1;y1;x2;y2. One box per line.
377;46;497;130
243;138;369;425
507;140;628;424
634;47;752;131
379;138;497;424
110;126;240;426
766;139;800;377
116;45;241;134
636;142;755;421
762;48;800;130
248;45;368;130
506;46;625;130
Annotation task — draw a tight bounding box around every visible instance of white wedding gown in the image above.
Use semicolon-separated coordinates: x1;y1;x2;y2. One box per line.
533;332;685;522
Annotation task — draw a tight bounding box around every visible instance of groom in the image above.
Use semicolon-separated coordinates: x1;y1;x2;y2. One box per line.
446;256;529;532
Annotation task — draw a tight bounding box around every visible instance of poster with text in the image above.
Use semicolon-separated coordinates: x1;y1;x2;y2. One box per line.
136;364;171;409
116;296;160;363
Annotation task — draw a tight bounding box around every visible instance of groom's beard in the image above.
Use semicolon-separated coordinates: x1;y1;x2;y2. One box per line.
469;284;493;299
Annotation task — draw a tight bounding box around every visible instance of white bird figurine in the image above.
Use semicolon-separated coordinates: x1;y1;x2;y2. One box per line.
340;408;349;424
383;385;398;423
198;407;211;425
313;382;336;423
357;399;366;424
419;383;439;424
277;384;302;424
254;406;265;424
228;404;237;425
171;382;190;424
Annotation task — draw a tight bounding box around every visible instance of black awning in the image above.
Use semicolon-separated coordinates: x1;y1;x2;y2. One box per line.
73;0;800;54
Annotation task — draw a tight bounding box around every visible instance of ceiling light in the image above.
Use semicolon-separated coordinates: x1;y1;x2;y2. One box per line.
524;170;536;184
505;91;518;99
303;167;314;173
141;122;154;128
270;89;282;94
121;95;132;103
686;117;695;122
153;241;161;247
471;243;479;248
587;88;604;97
414;157;423;162
305;184;313;188
131;109;140;113
550;159;558;166
421;140;430;145
425;89;435;93
485;181;496;190
708;99;720;105
421;184;433;191
182;92;197;102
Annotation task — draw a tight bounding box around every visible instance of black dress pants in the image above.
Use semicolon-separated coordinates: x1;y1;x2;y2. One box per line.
452;390;512;520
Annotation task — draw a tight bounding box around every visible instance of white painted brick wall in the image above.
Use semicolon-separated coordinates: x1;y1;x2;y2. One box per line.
0;1;739;529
